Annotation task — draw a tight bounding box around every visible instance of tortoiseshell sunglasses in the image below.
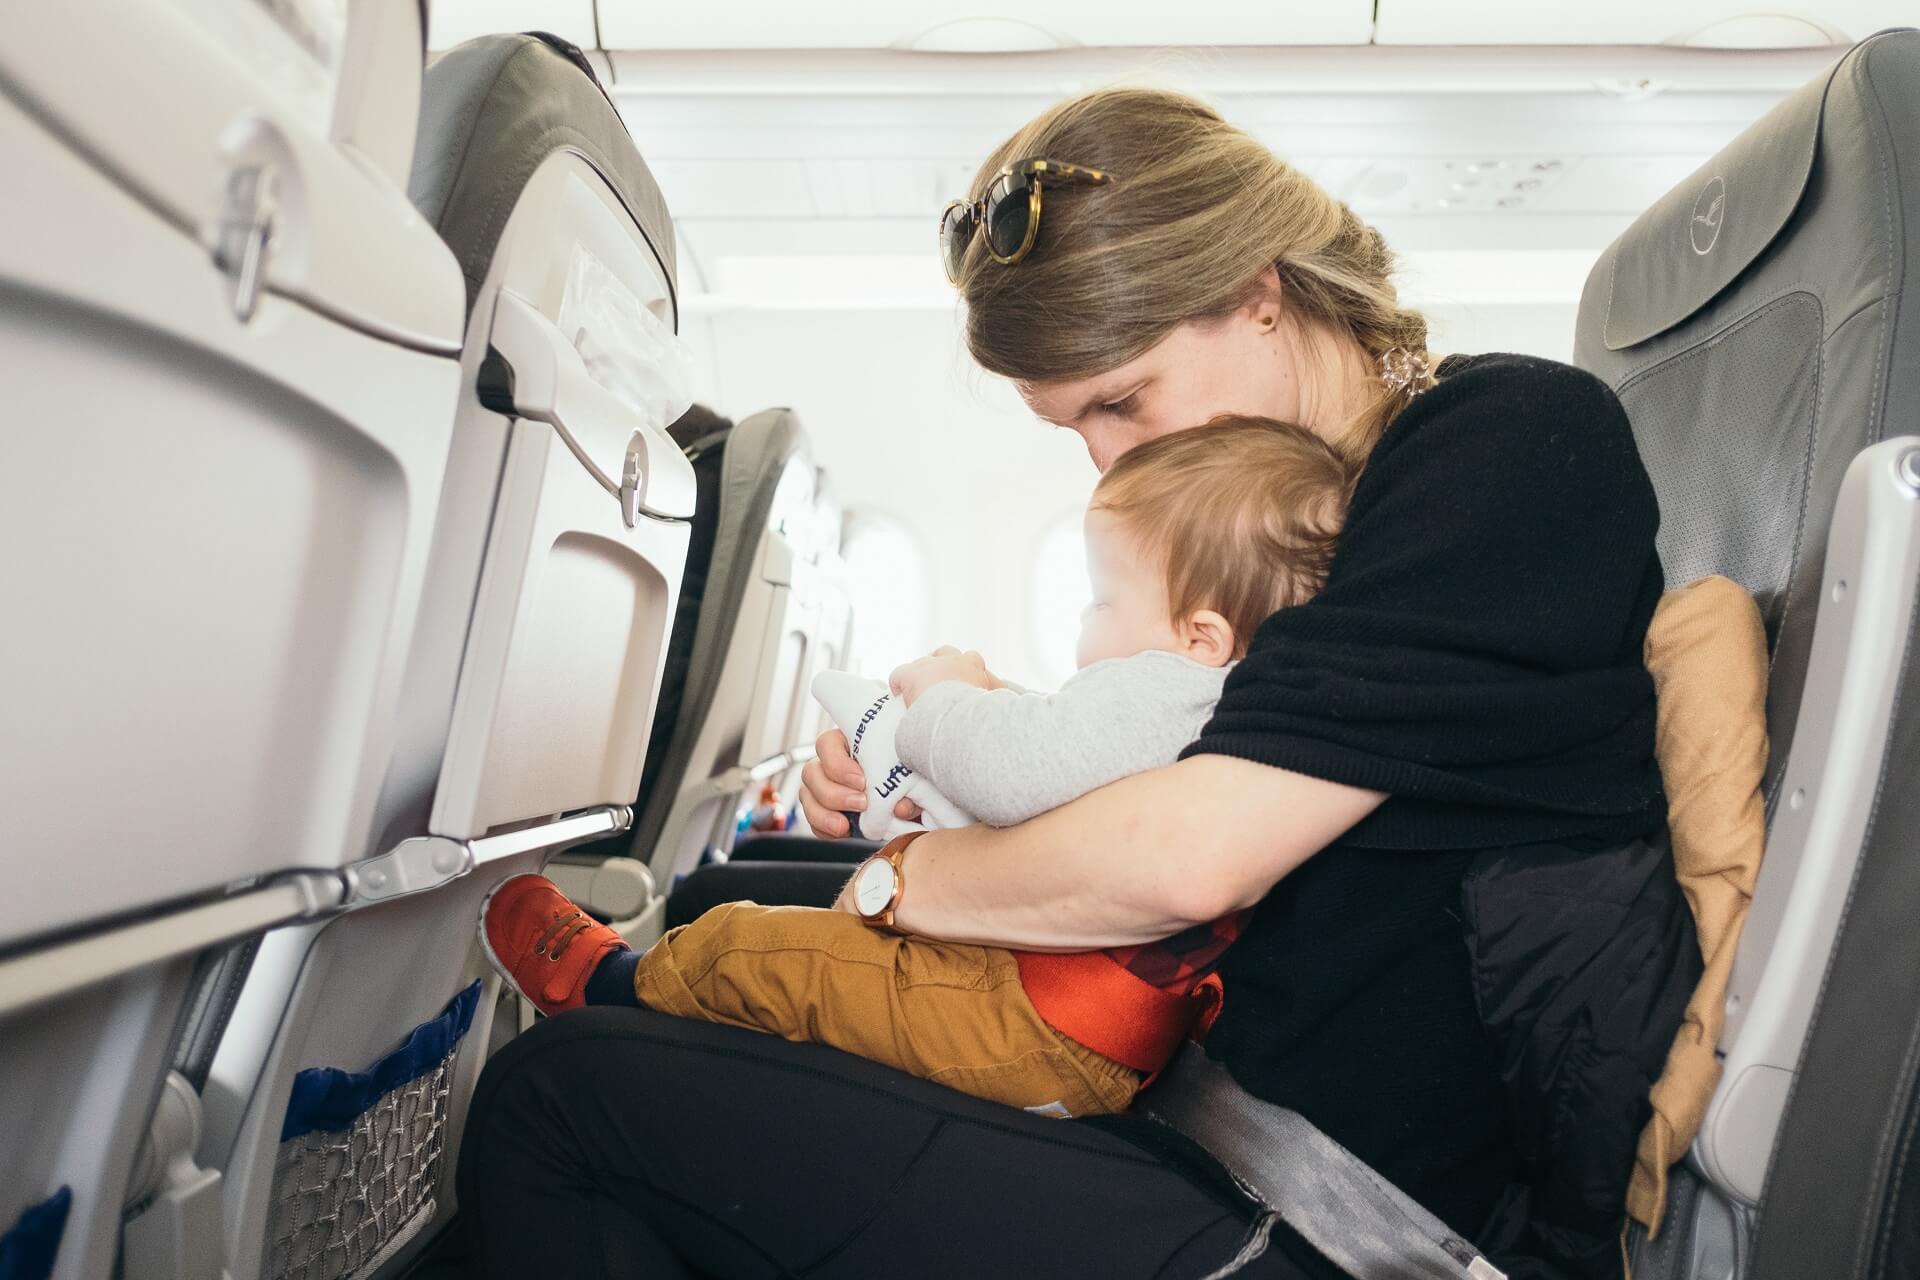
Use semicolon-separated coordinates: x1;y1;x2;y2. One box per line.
939;159;1116;284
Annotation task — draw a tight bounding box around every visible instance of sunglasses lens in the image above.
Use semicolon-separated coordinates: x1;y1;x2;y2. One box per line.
984;174;1034;262
939;204;973;283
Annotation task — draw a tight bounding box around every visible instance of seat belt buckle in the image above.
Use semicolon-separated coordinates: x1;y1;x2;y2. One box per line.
1139;977;1228;1092
1191;973;1225;1043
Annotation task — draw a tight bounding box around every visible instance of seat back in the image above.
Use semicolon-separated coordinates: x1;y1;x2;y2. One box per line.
196;34;698;1279
631;406;738;846
1573;28;1920;1274
560;408;850;944
0;3;464;1277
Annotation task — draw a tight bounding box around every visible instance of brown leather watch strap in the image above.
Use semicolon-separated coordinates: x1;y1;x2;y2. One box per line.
859;830;927;933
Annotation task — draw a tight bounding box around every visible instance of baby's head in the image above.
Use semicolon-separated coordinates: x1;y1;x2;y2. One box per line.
1078;415;1353;669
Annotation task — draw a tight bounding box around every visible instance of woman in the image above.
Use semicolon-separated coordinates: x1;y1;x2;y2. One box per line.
458;88;1692;1279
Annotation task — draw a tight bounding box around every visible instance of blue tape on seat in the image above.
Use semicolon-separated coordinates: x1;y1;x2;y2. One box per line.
280;981;483;1142
0;1186;71;1280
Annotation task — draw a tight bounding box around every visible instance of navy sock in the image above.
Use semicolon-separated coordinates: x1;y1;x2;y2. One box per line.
582;946;641;1008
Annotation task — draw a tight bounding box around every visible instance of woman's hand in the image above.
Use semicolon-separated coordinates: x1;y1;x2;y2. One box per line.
798;728;922;838
889;647;1000;707
801;646;996;837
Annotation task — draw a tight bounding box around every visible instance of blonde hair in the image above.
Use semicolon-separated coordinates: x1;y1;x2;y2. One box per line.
957;87;1433;462
1091;416;1354;656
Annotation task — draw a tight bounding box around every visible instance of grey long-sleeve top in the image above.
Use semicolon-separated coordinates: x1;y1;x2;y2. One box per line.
892;650;1231;828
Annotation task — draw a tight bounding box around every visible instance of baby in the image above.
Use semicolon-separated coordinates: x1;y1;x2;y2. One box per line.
480;415;1353;1117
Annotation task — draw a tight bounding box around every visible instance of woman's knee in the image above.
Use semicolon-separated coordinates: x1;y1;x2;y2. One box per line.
463;1007;691;1157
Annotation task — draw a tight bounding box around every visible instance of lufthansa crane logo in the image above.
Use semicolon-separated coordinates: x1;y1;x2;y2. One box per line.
1690;175;1726;256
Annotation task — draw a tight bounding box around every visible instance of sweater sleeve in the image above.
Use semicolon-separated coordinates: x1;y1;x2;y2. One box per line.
896;651;1227;828
1186;353;1667;848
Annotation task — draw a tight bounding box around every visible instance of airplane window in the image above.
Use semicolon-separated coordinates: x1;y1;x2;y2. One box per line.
840;510;933;679
768;627;809;750
1029;511;1091;688
812;483;844;563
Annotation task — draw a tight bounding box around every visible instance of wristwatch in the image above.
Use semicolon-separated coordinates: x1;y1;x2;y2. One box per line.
851;831;925;934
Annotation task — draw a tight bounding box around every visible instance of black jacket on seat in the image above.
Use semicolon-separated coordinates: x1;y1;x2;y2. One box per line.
1464;835;1700;1278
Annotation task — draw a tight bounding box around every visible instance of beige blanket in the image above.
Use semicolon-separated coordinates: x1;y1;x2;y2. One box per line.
1628;575;1770;1232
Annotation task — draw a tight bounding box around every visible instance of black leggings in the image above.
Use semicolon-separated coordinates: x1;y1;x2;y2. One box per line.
457;1000;1340;1278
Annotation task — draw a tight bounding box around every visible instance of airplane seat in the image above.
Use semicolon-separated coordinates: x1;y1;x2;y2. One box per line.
1572;28;1920;1277
0;3;466;1277
192;32;698;1280
636;404;735;841
556;408;854;949
539;403;731;926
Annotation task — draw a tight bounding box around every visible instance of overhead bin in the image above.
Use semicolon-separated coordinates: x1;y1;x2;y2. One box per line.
1375;1;1903;47
596;0;1374;52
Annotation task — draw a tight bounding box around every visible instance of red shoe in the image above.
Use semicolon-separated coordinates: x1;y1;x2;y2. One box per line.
478;874;627;1016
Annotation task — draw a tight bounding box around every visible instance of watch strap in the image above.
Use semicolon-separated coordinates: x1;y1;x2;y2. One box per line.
861;830;927;932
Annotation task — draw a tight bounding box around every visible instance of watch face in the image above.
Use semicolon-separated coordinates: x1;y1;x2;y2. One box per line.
853;858;896;916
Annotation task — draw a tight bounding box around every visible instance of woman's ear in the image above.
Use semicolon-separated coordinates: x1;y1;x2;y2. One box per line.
1243;266;1285;335
1181;610;1237;668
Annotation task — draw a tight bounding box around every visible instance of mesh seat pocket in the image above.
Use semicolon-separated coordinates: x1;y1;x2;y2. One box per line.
264;982;481;1280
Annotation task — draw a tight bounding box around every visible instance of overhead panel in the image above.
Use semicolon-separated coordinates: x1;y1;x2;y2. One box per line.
429;0;597;51
597;1;1373;52
1375;1;1904;47
645;159;818;218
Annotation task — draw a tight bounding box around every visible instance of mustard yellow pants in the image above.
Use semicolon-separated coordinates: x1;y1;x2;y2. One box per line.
631;902;1140;1118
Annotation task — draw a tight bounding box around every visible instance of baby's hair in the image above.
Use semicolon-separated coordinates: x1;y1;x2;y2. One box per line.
1091;416;1354;656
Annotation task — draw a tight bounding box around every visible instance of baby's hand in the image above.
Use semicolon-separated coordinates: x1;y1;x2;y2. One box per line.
890;646;999;706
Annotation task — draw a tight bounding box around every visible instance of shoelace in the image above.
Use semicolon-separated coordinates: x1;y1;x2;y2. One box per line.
533;910;594;961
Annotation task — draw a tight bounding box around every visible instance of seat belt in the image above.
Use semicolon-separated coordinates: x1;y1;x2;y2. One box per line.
1140;1042;1507;1280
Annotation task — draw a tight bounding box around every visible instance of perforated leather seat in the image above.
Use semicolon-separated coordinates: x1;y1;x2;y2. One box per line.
1574;28;1920;1277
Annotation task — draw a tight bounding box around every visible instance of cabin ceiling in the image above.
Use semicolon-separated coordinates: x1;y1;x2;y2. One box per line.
423;3;1909;307
428;2;1908;54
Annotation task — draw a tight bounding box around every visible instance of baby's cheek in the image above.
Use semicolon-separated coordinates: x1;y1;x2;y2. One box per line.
1075;617;1115;670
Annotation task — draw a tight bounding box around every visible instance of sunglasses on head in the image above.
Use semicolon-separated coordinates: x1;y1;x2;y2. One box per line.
939;158;1116;284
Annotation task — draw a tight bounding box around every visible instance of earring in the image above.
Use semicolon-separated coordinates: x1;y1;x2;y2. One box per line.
1379;347;1431;395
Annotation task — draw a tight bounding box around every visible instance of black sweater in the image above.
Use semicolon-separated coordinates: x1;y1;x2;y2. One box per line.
1186;354;1671;1254
1190;352;1666;846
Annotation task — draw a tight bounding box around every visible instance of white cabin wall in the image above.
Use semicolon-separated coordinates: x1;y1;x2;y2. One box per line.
685;307;1096;688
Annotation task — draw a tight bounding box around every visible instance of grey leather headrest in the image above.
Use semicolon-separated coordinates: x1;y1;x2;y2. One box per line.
1597;60;1826;352
409;33;677;323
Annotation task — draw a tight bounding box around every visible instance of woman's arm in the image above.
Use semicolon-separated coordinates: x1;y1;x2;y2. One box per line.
837;754;1383;950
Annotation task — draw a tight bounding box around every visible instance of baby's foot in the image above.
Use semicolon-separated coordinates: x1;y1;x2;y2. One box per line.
478;874;628;1016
